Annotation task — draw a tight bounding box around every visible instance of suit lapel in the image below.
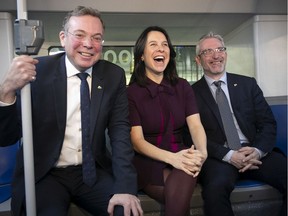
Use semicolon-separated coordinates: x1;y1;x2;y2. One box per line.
52;55;67;135
197;77;224;130
226;73;248;136
90;61;104;142
226;74;239;111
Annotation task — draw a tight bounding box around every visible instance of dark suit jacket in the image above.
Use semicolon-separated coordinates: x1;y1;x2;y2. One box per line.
191;73;277;160
0;52;137;215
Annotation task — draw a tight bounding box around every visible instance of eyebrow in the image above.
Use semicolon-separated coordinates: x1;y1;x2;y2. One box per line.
73;30;103;37
147;40;168;44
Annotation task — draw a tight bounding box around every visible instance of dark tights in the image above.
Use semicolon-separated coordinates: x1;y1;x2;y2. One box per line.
143;168;197;216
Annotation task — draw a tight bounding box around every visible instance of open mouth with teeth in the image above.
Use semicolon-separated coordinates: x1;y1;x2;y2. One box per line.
80;52;94;57
210;60;223;65
154;56;165;62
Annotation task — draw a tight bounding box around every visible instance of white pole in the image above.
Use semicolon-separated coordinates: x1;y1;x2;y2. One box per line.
16;0;37;215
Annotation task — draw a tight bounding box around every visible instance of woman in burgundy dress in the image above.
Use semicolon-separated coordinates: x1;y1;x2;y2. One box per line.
127;26;207;216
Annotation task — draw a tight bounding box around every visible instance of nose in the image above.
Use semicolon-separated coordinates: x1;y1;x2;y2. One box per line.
82;36;93;47
212;50;221;58
157;44;165;51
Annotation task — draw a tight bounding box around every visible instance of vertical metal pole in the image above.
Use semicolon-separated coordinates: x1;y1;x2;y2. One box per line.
16;0;36;215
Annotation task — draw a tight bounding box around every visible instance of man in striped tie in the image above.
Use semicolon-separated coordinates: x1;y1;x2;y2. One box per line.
189;32;286;216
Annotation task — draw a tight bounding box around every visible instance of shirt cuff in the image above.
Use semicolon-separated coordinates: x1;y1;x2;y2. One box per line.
0;97;16;106
222;150;235;163
254;147;266;159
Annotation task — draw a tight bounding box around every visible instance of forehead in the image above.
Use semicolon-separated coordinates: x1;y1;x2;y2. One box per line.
68;15;104;33
147;31;167;42
200;38;223;49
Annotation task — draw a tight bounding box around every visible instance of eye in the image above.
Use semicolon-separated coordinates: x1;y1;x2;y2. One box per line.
218;47;226;52
92;35;103;42
206;49;213;55
200;49;207;55
74;33;85;40
163;42;169;47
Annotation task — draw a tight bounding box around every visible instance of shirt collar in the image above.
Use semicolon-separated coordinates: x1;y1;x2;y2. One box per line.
204;72;227;87
65;55;92;78
146;77;174;98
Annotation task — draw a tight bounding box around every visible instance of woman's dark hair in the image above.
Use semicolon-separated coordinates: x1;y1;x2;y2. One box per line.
129;26;178;86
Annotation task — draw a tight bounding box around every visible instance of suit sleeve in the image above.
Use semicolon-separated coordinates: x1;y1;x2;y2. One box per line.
0;94;22;146
107;69;138;195
191;86;231;160
235;78;277;153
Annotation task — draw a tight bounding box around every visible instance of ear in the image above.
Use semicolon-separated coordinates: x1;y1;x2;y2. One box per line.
59;31;66;47
195;55;202;66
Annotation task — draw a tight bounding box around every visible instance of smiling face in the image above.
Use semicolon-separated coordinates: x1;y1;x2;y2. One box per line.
59;15;104;71
195;37;227;80
142;31;170;81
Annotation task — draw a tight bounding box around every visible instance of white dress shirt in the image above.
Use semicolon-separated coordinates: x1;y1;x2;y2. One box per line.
56;56;92;167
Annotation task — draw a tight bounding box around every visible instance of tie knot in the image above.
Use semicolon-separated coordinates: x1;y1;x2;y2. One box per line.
77;72;89;81
214;81;222;89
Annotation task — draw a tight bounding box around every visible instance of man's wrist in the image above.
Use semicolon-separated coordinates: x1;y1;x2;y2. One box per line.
0;84;16;104
222;150;235;163
254;147;266;159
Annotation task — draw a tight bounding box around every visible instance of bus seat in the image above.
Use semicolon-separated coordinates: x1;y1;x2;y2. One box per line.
270;104;287;155
0;141;20;203
235;179;264;188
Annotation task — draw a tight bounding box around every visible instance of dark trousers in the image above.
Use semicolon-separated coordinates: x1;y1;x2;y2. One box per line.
199;150;287;216
18;166;124;216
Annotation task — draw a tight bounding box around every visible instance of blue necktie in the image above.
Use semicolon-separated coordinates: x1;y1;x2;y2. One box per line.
214;81;241;150
77;73;96;187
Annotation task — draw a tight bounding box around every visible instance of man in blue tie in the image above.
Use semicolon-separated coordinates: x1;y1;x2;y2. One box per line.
0;6;143;216
189;32;287;216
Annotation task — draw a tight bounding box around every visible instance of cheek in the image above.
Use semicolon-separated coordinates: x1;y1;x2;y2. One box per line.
199;59;207;67
95;45;103;53
63;38;81;50
71;41;82;49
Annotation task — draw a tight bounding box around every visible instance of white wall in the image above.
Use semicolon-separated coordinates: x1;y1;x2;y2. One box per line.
225;19;255;78
253;15;287;97
225;15;287;98
0;13;14;83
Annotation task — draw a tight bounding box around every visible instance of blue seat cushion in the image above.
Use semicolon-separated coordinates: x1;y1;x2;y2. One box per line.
0;141;19;204
0;184;12;203
0;142;19;184
270;104;287;155
235;180;265;188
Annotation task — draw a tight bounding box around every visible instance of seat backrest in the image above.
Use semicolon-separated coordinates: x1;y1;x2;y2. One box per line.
0;141;20;184
0;141;20;203
270;104;287;155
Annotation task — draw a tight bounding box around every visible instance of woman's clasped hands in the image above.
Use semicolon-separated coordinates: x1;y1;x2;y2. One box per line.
172;145;207;177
